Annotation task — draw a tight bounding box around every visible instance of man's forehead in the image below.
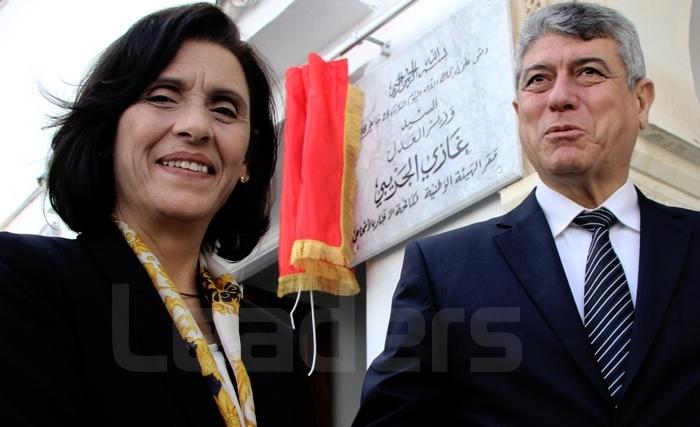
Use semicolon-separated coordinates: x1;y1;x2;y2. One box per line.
522;34;621;67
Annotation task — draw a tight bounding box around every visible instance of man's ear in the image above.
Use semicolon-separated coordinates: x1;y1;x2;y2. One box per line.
512;99;520;115
635;78;655;129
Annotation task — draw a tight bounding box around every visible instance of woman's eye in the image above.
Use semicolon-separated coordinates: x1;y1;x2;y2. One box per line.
212;106;237;119
146;94;175;103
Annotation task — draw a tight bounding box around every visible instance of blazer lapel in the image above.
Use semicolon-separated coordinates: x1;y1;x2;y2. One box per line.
79;224;224;427
620;191;692;395
493;192;611;401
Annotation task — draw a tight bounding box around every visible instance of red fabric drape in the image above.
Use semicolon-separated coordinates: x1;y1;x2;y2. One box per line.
277;54;363;297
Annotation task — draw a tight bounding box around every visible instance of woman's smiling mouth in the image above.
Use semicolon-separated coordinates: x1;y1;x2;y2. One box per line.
158;159;213;175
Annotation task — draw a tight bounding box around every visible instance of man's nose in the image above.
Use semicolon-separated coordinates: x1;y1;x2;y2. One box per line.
547;76;579;112
172;102;213;144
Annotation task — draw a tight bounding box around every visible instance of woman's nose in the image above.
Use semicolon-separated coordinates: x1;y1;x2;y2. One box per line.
172;102;213;144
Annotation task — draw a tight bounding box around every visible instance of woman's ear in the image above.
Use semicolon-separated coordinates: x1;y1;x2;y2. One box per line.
239;163;249;183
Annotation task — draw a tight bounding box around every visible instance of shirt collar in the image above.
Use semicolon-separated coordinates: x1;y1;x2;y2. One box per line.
536;179;640;237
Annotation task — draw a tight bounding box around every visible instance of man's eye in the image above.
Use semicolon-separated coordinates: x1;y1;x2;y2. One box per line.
524;74;547;88
581;67;602;76
576;67;607;84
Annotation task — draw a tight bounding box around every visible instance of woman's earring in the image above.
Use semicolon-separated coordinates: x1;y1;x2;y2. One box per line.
240;175;250;183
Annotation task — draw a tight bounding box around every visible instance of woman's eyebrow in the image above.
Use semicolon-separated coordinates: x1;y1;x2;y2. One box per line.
145;78;249;112
210;88;249;112
146;77;184;90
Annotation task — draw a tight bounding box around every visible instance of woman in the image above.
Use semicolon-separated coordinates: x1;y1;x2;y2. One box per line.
0;4;312;426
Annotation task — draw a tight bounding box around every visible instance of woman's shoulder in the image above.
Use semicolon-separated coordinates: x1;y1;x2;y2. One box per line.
0;232;98;425
0;231;83;268
0;232;90;300
0;231;80;251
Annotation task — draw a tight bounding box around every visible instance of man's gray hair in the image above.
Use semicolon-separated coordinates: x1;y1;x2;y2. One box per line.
514;2;646;89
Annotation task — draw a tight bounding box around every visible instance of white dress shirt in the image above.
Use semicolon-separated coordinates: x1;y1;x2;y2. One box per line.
535;180;640;320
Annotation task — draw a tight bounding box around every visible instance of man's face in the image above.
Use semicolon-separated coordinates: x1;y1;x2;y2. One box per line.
513;34;654;193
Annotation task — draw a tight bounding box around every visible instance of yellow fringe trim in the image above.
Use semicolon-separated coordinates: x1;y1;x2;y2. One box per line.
291;239;347;266
296;258;358;287
281;84;364;298
340;84;364;263
277;272;359;297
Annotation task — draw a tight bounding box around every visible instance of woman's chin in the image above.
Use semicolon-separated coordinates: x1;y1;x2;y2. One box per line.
165;210;213;224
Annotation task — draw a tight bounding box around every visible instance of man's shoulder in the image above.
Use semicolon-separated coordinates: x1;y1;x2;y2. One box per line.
415;214;506;252
641;195;700;229
413;192;538;252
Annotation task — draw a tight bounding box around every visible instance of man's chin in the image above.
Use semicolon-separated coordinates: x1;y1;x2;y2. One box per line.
547;154;590;175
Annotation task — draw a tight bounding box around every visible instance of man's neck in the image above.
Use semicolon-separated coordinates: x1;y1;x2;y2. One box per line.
540;175;628;209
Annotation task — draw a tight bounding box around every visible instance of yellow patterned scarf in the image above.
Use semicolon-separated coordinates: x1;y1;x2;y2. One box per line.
116;220;256;427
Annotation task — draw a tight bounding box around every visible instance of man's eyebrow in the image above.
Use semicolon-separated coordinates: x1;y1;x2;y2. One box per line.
518;63;551;86
570;56;613;74
522;56;614;73
521;63;551;75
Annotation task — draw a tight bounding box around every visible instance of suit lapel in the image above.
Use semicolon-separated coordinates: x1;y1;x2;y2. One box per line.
79;224;224;427
620;191;692;395
493;192;611;401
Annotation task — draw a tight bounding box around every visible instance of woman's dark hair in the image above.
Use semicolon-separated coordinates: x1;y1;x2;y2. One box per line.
47;3;278;261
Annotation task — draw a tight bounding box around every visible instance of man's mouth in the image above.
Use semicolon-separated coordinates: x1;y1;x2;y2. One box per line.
545;124;585;140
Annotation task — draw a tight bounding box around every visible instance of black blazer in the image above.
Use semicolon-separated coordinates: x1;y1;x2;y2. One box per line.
354;190;700;426
0;223;313;427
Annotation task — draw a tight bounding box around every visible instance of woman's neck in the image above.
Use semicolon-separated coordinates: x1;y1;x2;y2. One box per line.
114;208;207;295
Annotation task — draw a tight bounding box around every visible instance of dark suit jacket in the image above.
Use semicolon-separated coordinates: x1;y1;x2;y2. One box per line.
0;223;313;427
354;190;700;426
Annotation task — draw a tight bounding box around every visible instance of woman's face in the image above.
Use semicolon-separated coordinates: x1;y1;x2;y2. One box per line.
112;39;251;230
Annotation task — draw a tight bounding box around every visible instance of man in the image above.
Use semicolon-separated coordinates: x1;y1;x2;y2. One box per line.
353;2;700;426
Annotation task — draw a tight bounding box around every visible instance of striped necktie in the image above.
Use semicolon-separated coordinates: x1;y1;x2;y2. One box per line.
573;208;635;402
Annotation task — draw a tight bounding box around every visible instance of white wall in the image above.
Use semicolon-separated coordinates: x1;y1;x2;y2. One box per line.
0;0;206;228
338;0;515;366
611;0;700;151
